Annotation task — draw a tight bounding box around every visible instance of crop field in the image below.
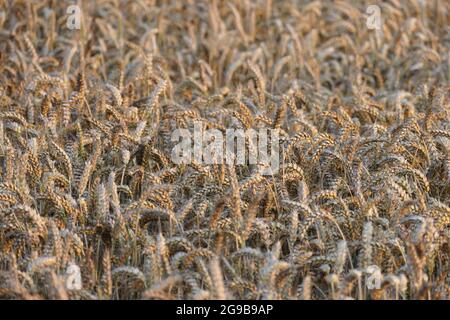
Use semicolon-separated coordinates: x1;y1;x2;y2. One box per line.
0;0;449;300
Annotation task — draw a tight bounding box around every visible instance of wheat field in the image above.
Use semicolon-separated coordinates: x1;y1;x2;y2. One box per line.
0;0;449;300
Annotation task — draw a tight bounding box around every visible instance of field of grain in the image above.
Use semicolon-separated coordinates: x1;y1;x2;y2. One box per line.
0;0;449;300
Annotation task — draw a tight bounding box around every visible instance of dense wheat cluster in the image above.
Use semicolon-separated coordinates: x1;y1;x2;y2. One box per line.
0;0;449;300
